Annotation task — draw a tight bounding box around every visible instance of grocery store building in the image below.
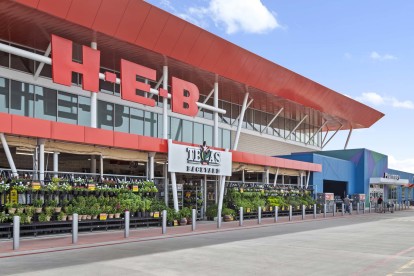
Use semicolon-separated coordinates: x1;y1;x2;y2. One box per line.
0;0;384;213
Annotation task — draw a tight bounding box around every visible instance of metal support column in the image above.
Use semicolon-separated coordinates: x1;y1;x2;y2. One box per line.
72;213;78;244
162;210;167;234
233;92;249;150
357;203;360;214
164;164;169;206
53;152;59;178
333;204;336;216
217;175;226;228
192;209;196;231
0;133;18;177
286;115;308;140
213;81;219;147
289;205;292;221
239;207;243;226
302;205;305;220
91;156;96;176
362;202;365;214
162;66;168;139
323;204;327;218
99;155;104;178
203;175;207;219
313;204;317;219
342;203;345;216
344;127;353;150
38;139;45;183
171;172;179;212
148;152;155;180
258;206;262;224
124;211;130;238
13;216;20;250
274;168;279;186
275;206;278;222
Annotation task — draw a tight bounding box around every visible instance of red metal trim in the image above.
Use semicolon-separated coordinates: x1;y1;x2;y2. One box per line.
0;113;320;171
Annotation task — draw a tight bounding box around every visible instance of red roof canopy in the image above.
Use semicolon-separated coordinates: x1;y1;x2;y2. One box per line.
1;0;384;131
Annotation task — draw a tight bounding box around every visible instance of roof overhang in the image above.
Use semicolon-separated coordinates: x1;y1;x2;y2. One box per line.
370;177;409;186
0;0;384;131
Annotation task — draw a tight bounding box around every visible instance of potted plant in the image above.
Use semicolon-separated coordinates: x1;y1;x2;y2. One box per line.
179;207;191;225
206;204;218;221
47;199;61;213
166;208;179;226
5;203;16;214
58;211;67;221
33;199;43;213
44;206;54;221
16;203;25;214
25;206;35;222
38;212;50;222
222;208;235;222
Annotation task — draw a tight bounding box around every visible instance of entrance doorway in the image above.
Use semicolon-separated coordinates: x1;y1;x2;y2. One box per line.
323;180;347;199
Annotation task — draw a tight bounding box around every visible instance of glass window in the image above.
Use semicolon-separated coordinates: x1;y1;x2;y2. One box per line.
10;80;34;117
11;54;34;74
203;125;213;146
34;86;57;121
170;117;182;141
182;120;193;143
193;122;203;145
98;100;114;130
114;104;129;133
231;103;240;125
37;63;52;79
218;128;223;148
57;91;78;125
222;129;231;149
0;51;9;67
78;96;91;126
0;77;9;113
221;101;231;124
157;114;164;138
144;111;158;137
130;108;144;135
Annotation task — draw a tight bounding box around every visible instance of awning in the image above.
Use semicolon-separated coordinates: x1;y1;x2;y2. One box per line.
370;177;409;186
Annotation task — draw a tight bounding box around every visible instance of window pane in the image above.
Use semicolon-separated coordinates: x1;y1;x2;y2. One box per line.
98;100;114;130
193;123;203;145
170;117;182;141
0;77;9;113
11;54;34;74
78;96;91;126
182;120;193;143
218;128;223;148
157;114;163;138
144;111;158;137
10;80;34;117
114;104;129;133
34;86;57;121
223;129;231;149
130;108;144;135
58;91;78;124
203;125;213;146
221;101;231;124
0;51;9;67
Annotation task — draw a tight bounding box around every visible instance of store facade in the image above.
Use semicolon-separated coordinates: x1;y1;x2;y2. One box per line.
0;0;384;219
282;149;414;204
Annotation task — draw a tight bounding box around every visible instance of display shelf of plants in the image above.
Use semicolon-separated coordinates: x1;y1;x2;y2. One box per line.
0;176;174;236
205;183;316;221
183;184;203;219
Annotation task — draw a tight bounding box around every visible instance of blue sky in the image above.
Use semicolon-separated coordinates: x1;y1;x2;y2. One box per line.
146;0;414;172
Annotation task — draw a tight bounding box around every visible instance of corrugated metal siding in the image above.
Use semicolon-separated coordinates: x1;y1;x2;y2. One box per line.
233;132;313;156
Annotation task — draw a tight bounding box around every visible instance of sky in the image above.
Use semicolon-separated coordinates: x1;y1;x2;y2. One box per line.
145;0;414;172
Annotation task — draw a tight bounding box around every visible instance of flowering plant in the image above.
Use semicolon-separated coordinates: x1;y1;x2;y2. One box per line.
0;182;10;193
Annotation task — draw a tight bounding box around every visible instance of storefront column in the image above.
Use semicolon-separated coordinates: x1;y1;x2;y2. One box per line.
99;155;104;178
306;171;310;189
213;81;219;147
264;167;269;184
233;92;249;150
0;133;18;177
215;176;218;204
171;172;179;211
53;152;59;178
164;163;169;206
242;170;245;183
203;174;207;218
162;66;168;139
148;152;155;180
91;156;96;175
217;175;226;228
38;139;45;183
274;168;279;186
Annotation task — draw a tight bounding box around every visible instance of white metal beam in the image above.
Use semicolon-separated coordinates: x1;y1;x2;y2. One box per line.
198;88;214;113
0;133;18;177
322;127;330;145
273;167;279;186
213;82;219;147
233;92;249;150
344;127;353;149
171;172;179;211
162;66;168;139
306;170;310;189
261;108;284;134
285;115;308;140
34;43;51;80
38;139;45;183
53;152;59;178
306;120;328;144
322;124;343;148
232;99;253;126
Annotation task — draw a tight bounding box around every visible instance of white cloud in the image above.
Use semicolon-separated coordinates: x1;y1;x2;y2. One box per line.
388;156;414;173
356;92;414;109
177;0;280;34
370;51;397;61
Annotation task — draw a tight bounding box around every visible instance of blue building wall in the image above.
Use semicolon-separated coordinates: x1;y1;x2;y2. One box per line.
280;149;414;202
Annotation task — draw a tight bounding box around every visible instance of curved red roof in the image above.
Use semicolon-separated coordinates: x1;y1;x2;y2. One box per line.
5;0;384;130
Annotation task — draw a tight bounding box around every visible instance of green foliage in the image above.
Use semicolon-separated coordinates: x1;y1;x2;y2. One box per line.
46;199;58;207
179;207;191;219
222;207;235;216
25;206;35;217
166;208;179;222
33;199;43;208
206;204;218;218
38;213;50;222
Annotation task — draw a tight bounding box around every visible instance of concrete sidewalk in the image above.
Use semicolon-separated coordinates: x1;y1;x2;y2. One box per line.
0;210;393;258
